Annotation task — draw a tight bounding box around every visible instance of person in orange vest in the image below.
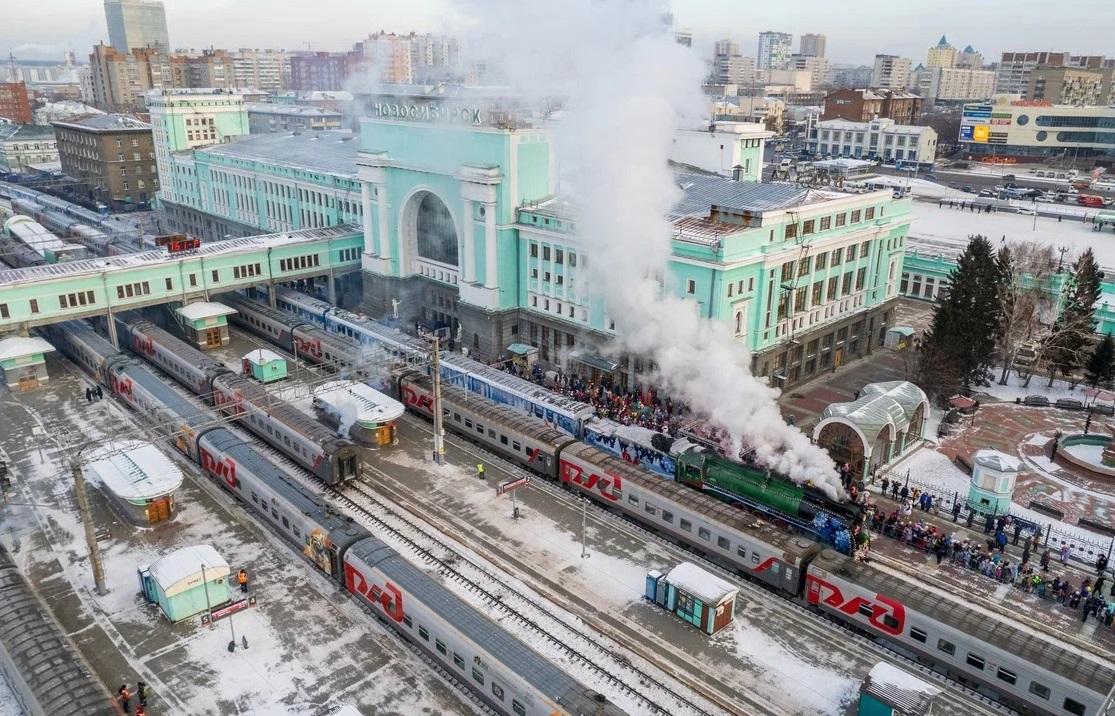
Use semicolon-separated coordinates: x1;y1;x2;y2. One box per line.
118;684;131;713
237;568;249;593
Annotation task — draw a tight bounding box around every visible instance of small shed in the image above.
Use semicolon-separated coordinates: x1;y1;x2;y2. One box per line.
85;440;183;525
312;380;405;447
0;336;55;390
968;449;1020;514
242;348;287;383
858;661;941;716
883;327;914;351
506;343;538;371
138;545;231;623
175;301;237;350
645;562;738;635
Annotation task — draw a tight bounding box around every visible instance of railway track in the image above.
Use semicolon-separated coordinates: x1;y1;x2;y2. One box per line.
398;412;1017;716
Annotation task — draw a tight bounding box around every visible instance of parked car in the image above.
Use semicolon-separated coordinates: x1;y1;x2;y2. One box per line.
1015;206;1037;215
1035;195;1056;203
1022;395;1050;407
978;189;996;197
960;185;975;193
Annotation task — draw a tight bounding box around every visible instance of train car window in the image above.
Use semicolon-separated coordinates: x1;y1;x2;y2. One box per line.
453;653;464;669
512;442;521;451
435;639;447;656
472;668;484;686
737;546;747;558
500;435;508;445
1027;682;1049;700
909;627;927;643
281;516;289;529
488;429;495;438
857;603;873;618
751;553;760;564
491;683;505;701
679;518;692;532
402;615;412;628
465;419;473;428
476;424;484;435
1064;699;1085;716
717;536;730;550
628;494;639;505
454;413;461;422
644;504;657;516
251;492;259;504
513;701;526;716
661;510;673;523
271;508;278;519
418;626;429;641
965;654;984;670
937;639;955;655
881;614;899;630
995;668;1016;685
698;527;711;541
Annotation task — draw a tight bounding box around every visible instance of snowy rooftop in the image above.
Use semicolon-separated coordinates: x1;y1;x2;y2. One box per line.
177;301;237;321
860;381;930;424
246;103;343;118
145;544;228;598
0;335;55;361
863;662;940;714
313;380;406;425
200;131;359;177
819;393;910;446
243;348;284;366
671;172;847;216
973;449;1022;472
51;113;150;132
666;561;738;604
85;439;183;501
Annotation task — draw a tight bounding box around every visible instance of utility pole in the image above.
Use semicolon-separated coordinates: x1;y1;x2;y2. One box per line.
71;462;107;595
431;336;446;465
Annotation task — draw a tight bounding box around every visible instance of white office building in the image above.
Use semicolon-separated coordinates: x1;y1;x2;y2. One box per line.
807;118;938;166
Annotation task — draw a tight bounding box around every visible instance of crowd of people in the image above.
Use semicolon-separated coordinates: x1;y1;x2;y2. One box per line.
511;363;683;435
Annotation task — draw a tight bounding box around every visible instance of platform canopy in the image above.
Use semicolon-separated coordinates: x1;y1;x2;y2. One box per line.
820;393;909;447
0;336;55;362
176;301;237;322
860;380;930;427
146;545;229;598
85;439;183;501
313;380;405;424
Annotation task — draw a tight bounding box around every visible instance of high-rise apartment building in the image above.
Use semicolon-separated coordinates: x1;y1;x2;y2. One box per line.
956;46;983;69
789;54;831;89
88;43;173;111
714;39;740;59
713;55;755;85
995;51;1107;94
757;32;792;70
289;52;354;91
231;49;291;93
799;33;826;58
926;36;957;68
52;113;157;209
1026;66;1113;106
170;49;236;90
871;54;913;90
674;31;693;48
104;0;170;53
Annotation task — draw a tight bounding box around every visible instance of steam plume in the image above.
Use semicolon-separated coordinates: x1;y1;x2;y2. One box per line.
459;1;842;497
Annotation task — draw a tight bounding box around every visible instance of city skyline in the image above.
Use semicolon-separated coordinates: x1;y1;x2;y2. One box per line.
2;0;1114;66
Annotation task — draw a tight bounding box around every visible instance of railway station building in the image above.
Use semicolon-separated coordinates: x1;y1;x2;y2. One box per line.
150;86;912;387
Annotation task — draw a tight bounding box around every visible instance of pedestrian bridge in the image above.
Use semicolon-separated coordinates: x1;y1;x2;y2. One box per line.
0;225;363;338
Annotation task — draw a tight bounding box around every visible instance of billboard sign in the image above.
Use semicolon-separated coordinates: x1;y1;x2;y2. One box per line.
972;125;991;143
959;125;974;142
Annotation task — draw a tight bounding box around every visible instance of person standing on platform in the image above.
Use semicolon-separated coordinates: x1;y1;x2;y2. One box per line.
476;463;486;480
118;685;131;713
238;568;249;594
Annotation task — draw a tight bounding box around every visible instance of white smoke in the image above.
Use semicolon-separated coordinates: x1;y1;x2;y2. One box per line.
458;0;843;497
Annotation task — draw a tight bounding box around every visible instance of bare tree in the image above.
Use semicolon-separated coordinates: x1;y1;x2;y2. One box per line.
995;240;1060;385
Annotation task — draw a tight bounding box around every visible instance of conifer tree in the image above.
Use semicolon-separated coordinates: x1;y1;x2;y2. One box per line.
1085;333;1115;389
1045;248;1102;387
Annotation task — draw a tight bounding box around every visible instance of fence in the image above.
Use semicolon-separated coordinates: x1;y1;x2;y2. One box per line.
872;466;1115;572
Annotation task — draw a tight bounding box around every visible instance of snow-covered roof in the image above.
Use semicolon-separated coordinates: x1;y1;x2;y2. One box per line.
85;440;183;501
666;562;738;604
0;336;55;361
243;348;284;366
819;393;909;447
145;545;229;598
177;301;237;321
973;449;1021;473
313;380;405;425
863;662;940;714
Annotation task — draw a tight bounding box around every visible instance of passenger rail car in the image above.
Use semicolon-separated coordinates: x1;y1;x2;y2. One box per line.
220;294;358;372
114;315;359;485
46;319;625;716
395;369;1115;716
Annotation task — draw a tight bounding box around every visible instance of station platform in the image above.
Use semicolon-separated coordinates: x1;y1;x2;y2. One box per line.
0;346;472;714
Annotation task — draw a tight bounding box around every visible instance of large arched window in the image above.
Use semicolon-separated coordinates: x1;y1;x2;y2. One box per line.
415;193;458;266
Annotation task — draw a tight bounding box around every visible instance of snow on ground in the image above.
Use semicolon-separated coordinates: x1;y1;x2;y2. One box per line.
908;200;1115;269
891;447;970;494
0;675;23;716
971;371;1083;404
1063;442;1106;467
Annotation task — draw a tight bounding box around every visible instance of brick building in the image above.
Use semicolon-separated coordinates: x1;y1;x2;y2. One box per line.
52;113;157;209
0;82;33;124
822;88;923;124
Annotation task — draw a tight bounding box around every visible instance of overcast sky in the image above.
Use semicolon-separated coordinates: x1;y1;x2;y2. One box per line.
3;0;1113;65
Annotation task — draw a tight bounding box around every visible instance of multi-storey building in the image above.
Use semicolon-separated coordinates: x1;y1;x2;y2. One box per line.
1026;66;1112;106
0;82;33;124
246;104;344;134
669;122;770;179
154;90;911;384
995;52;1108;94
88;43;172;111
712;96;786;134
822;88;923;124
231;49;291;93
871;55;913;90
808;118;937;165
958;96;1115;161
789;54;831;89
674;31;693;48
714;39;740;59
713;55;755;85
289;52;355;91
104;0;169;54
170;49;236;90
799;33;826;58
957;45;984;69
52;113;156;209
757;32;792;70
926;36;957;69
0;125;59;174
353;32;415;85
920;67;997;103
831;65;874;89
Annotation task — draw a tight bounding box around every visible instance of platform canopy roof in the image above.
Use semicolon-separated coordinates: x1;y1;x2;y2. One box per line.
146;545;229;598
313;380;405;424
820;393;908;447
860;381;930;426
0;336;55;361
86;439;183;501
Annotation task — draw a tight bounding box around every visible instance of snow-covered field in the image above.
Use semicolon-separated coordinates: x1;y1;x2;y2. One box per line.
971;372;1084;404
0;675;23;716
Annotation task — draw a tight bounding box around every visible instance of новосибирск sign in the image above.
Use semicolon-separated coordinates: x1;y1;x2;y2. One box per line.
372;102;484;125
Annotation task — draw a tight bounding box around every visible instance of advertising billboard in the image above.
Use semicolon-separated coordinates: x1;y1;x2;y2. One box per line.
972;125;990;143
959;125;974;142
